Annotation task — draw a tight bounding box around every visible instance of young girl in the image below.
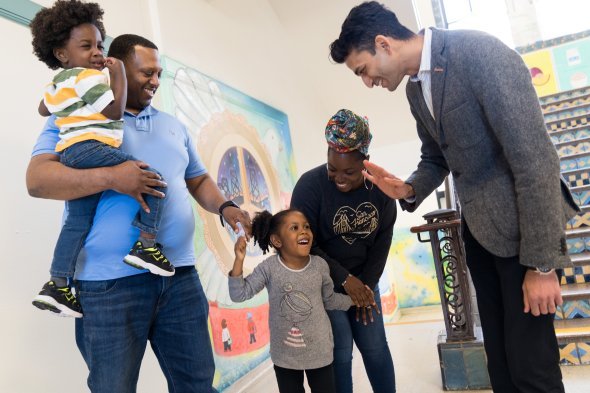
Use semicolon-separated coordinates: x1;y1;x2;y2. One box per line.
229;209;362;393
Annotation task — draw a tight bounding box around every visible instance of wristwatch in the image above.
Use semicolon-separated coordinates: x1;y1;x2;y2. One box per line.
528;266;555;275
218;200;239;226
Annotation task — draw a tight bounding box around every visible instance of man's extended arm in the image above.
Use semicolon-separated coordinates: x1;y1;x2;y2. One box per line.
186;174;251;234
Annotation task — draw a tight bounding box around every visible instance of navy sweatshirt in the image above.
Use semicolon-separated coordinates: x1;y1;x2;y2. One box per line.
290;164;397;292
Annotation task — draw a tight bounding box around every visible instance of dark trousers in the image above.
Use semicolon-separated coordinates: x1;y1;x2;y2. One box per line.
463;223;564;393
274;364;335;393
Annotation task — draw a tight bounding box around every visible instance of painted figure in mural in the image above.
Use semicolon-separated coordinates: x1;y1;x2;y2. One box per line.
221;318;233;352
29;0;179;320
290;108;397;393
27;31;251;392
330;2;580;392
229;209;356;393
247;312;258;344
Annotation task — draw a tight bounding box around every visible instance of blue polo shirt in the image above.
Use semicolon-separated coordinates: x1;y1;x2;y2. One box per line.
32;106;207;280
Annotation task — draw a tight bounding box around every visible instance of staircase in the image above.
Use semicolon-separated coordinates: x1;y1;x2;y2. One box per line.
541;86;590;365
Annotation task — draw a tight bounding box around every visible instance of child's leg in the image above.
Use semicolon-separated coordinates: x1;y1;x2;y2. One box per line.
123;167;174;276
33;141;133;317
131;167;166;237
50;194;102;280
305;364;337;393
273;365;305;393
49;140;132;279
37;194;99;318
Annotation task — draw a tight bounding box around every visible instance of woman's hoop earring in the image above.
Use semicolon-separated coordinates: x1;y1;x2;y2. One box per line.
364;175;374;190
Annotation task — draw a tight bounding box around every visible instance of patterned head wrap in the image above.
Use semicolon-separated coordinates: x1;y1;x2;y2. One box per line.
325;109;372;156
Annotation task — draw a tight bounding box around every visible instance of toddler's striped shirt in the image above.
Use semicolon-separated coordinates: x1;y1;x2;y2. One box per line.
44;67;123;152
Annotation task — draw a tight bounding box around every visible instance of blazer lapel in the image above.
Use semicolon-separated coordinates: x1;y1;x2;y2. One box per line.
430;28;448;140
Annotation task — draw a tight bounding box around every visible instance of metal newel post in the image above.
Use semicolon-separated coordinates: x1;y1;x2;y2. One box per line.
411;209;475;342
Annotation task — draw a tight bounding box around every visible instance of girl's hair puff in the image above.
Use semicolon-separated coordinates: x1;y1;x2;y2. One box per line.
30;0;106;70
252;209;302;255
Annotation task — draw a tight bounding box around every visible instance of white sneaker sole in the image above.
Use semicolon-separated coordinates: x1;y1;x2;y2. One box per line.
123;255;175;277
32;295;83;318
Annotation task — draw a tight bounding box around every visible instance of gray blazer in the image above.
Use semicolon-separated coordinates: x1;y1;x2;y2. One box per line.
403;28;579;269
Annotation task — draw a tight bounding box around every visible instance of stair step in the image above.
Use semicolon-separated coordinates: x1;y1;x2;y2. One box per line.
540;86;590;107
561;167;590;177
559;151;590;161
546;114;589;130
566;227;590;239
570;252;590;266
543;94;590;114
569;184;590;193
555;318;590;340
554;135;590;148
561;283;590;300
548;124;590;138
544;103;590;122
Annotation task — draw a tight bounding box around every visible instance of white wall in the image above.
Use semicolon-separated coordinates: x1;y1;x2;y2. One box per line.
1;1;423;392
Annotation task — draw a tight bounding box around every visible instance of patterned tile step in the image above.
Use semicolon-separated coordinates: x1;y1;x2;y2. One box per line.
571;190;590;207
565;235;590;256
565;172;590;189
555;319;590;365
558;141;590;157
567;238;585;254
551;128;590;144
561;266;590;286
543;95;590;113
547;116;589;132
544;105;590;122
560;155;590;171
567;211;590;229
540;87;590;106
559;342;581;365
556;299;590;319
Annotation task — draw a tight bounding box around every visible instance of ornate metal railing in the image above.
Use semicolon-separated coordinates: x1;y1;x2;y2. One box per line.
410;209;475;341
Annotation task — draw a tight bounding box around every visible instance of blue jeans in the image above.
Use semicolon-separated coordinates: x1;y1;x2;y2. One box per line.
327;289;396;393
50;140;165;278
74;267;217;393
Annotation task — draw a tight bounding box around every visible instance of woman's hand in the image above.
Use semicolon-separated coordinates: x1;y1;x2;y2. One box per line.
354;285;380;325
343;275;374;307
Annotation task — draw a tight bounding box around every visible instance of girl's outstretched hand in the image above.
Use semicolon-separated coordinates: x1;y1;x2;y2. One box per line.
230;236;248;277
234;236;247;262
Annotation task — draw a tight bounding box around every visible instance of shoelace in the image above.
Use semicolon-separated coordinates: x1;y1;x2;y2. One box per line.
57;287;78;305
143;246;172;266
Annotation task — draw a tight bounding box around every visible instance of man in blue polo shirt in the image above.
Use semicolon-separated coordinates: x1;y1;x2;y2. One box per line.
26;34;248;393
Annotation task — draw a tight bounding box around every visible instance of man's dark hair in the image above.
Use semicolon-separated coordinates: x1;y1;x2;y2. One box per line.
107;34;158;62
330;1;415;63
30;0;106;70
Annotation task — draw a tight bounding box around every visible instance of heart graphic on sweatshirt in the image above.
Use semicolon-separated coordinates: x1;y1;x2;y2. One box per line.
332;202;379;244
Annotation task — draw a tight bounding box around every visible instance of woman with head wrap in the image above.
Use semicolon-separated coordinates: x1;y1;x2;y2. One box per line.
290;109;397;393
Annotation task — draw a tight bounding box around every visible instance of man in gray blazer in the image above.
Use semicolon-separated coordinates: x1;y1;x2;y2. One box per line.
330;2;579;392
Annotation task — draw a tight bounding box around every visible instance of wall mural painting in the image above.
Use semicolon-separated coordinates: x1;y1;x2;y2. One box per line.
388;226;439;309
552;37;590;92
522;49;559;97
520;31;590;97
159;56;297;391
